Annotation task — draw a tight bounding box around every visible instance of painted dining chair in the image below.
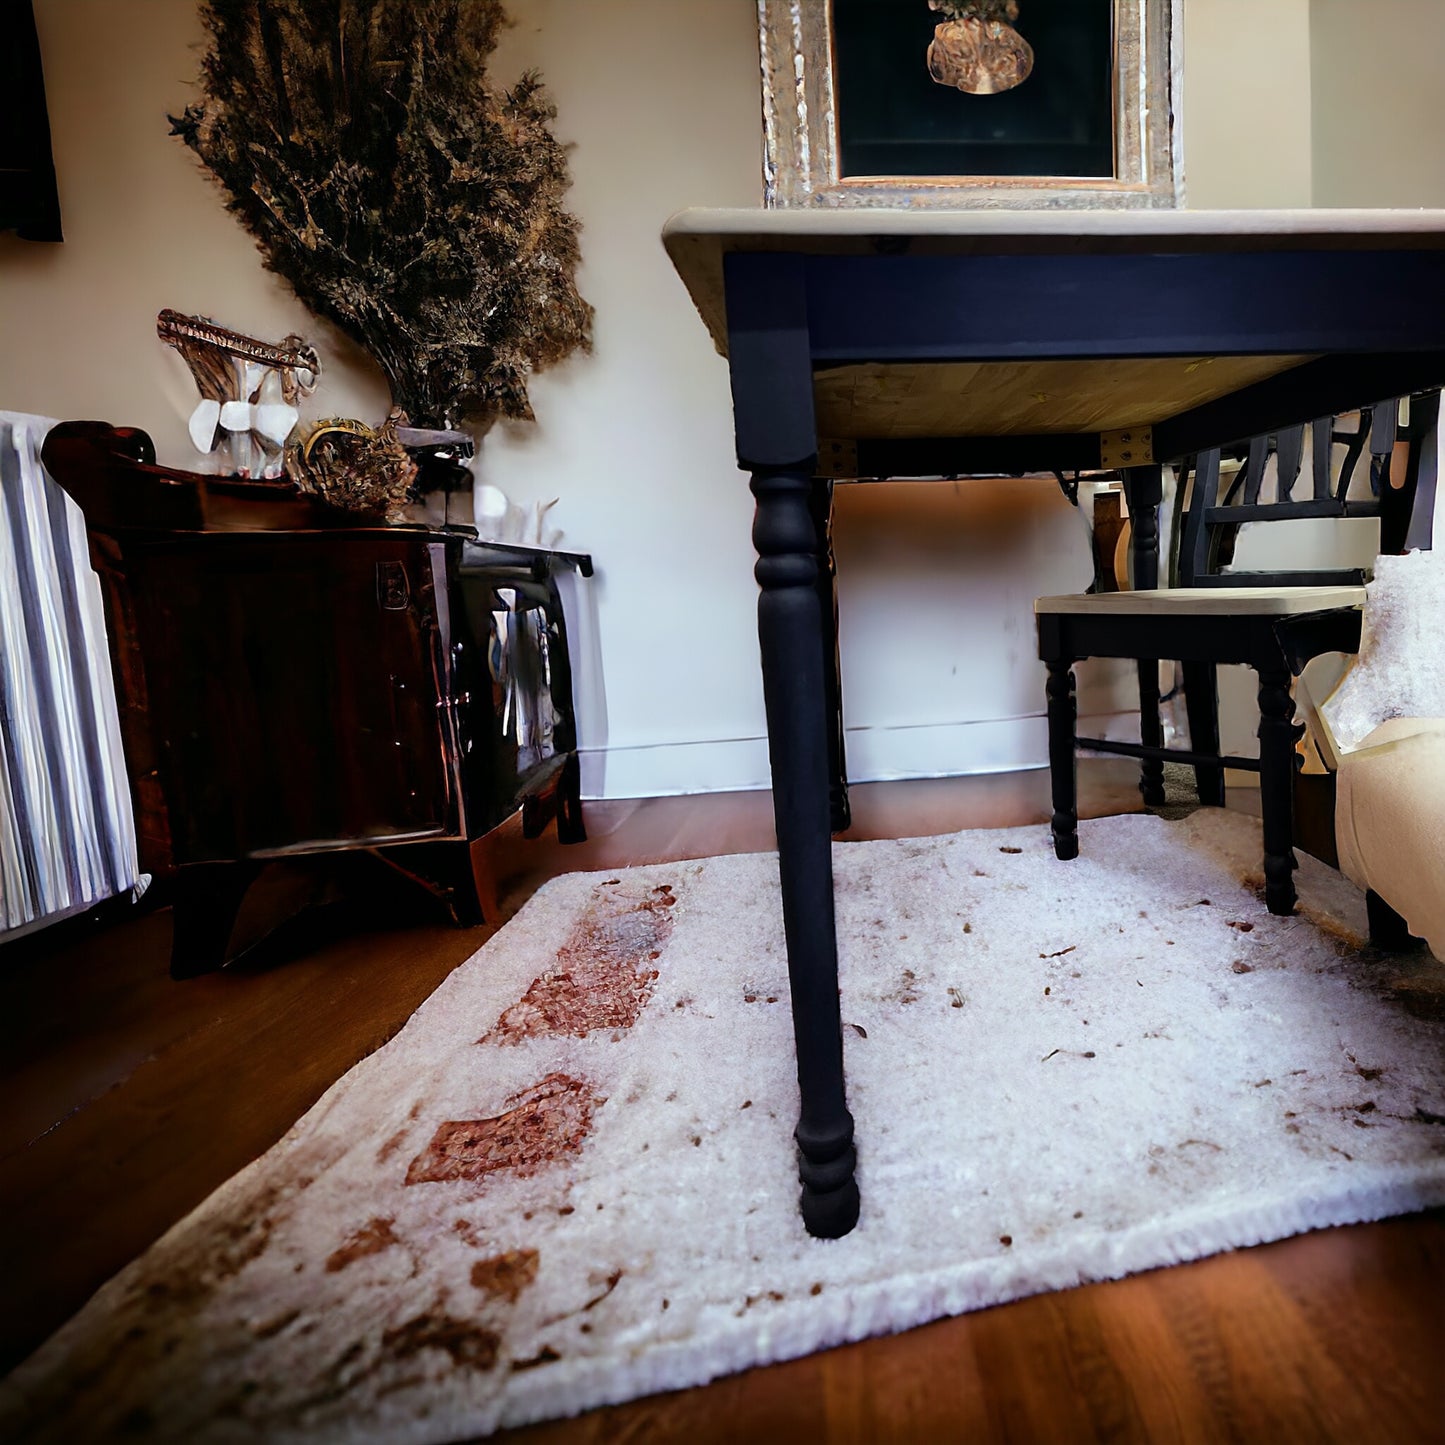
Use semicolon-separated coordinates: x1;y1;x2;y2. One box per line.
1035;390;1440;917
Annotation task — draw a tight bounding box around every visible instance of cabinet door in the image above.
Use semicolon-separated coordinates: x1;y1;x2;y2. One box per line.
127;534;461;862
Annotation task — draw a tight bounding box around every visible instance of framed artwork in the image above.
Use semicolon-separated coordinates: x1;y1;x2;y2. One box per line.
758;0;1183;210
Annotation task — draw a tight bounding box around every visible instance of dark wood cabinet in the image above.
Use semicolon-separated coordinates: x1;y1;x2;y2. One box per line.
43;422;591;974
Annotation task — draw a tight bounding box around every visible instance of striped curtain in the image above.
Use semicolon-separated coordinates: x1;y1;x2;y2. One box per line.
0;412;138;940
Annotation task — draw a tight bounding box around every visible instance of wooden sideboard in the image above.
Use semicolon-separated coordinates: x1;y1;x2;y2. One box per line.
42;421;592;976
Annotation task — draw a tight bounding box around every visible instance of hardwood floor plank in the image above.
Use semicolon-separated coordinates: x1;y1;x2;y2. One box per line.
3;770;1444;1443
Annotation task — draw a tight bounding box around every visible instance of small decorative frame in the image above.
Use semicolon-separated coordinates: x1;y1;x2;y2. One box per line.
758;0;1183;210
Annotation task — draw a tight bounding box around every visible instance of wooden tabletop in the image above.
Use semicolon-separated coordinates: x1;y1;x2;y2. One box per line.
663;209;1445;461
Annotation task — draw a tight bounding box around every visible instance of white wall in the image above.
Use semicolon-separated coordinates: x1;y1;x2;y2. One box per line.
1312;0;1445;208
0;1;1348;801
1184;0;1314;210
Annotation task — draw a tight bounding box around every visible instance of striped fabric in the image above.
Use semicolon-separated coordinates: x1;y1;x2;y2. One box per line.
0;412;138;941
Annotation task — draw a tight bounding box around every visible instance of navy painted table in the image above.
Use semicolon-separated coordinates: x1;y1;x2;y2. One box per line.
664;208;1445;1238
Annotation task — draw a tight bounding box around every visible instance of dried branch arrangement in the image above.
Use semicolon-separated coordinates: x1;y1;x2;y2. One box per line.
171;0;593;430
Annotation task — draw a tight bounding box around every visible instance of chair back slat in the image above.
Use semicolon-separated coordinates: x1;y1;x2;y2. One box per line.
1369;397;1400;495
1406;390;1441;552
1386;389;1440;554
1275;425;1305;501
1333;410;1371;502
1177;448;1222;587
1370;399;1399;458
1242;435;1270;506
1311;417;1333;500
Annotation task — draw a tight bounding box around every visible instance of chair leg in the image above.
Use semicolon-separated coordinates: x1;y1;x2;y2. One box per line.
1255;660;1301;916
1136;659;1166;807
1181;660;1226;806
1046;660;1079;860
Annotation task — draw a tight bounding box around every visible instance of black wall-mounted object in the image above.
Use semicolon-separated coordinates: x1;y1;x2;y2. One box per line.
1;0;63;242
832;0;1114;181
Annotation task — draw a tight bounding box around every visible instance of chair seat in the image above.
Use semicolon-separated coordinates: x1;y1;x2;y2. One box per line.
1034;584;1365;618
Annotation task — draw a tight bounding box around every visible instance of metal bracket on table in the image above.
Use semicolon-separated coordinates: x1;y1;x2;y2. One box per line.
817;438;859;479
1100;427;1155;468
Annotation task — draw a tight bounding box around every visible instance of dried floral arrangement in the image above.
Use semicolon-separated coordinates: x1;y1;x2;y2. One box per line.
170;0;593;432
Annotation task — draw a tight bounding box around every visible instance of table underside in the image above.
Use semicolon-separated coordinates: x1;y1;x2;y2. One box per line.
814;354;1317;441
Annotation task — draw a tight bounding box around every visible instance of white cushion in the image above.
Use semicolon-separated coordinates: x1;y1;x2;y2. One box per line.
1034;584;1364;617
1321;551;1445;752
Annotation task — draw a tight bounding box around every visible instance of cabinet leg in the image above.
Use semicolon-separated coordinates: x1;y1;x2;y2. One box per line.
395;842;486;924
556;752;587;844
169;861;263;979
753;467;859;1239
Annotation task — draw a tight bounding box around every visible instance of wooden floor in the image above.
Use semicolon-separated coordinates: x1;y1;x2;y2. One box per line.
4;765;1444;1443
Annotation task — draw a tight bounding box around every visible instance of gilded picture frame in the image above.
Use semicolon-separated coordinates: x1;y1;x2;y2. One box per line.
758;0;1183;210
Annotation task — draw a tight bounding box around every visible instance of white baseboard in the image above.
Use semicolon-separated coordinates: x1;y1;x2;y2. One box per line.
580;710;1137;800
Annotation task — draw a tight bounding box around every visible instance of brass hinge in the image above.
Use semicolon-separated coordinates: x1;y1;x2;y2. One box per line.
817;438;859;479
1099;427;1155;469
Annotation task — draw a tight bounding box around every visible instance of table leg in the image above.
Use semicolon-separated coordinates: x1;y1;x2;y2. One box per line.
1255;657;1301;916
809;478;850;834
752;466;860;1239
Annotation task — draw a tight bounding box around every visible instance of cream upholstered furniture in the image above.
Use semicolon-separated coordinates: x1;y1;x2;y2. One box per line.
1316;551;1445;959
1335;718;1445;958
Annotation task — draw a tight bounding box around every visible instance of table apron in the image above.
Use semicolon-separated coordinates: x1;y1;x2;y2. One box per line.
792;250;1445;363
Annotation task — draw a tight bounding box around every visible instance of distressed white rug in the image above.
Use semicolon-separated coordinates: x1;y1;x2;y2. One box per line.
5;811;1445;1444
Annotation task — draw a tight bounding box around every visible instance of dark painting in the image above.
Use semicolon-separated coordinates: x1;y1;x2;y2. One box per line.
833;0;1115;181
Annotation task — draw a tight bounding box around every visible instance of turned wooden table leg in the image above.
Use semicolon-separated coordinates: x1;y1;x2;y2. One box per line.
1045;658;1079;861
1255;657;1302;916
752;466;859;1239
810;477;850;835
